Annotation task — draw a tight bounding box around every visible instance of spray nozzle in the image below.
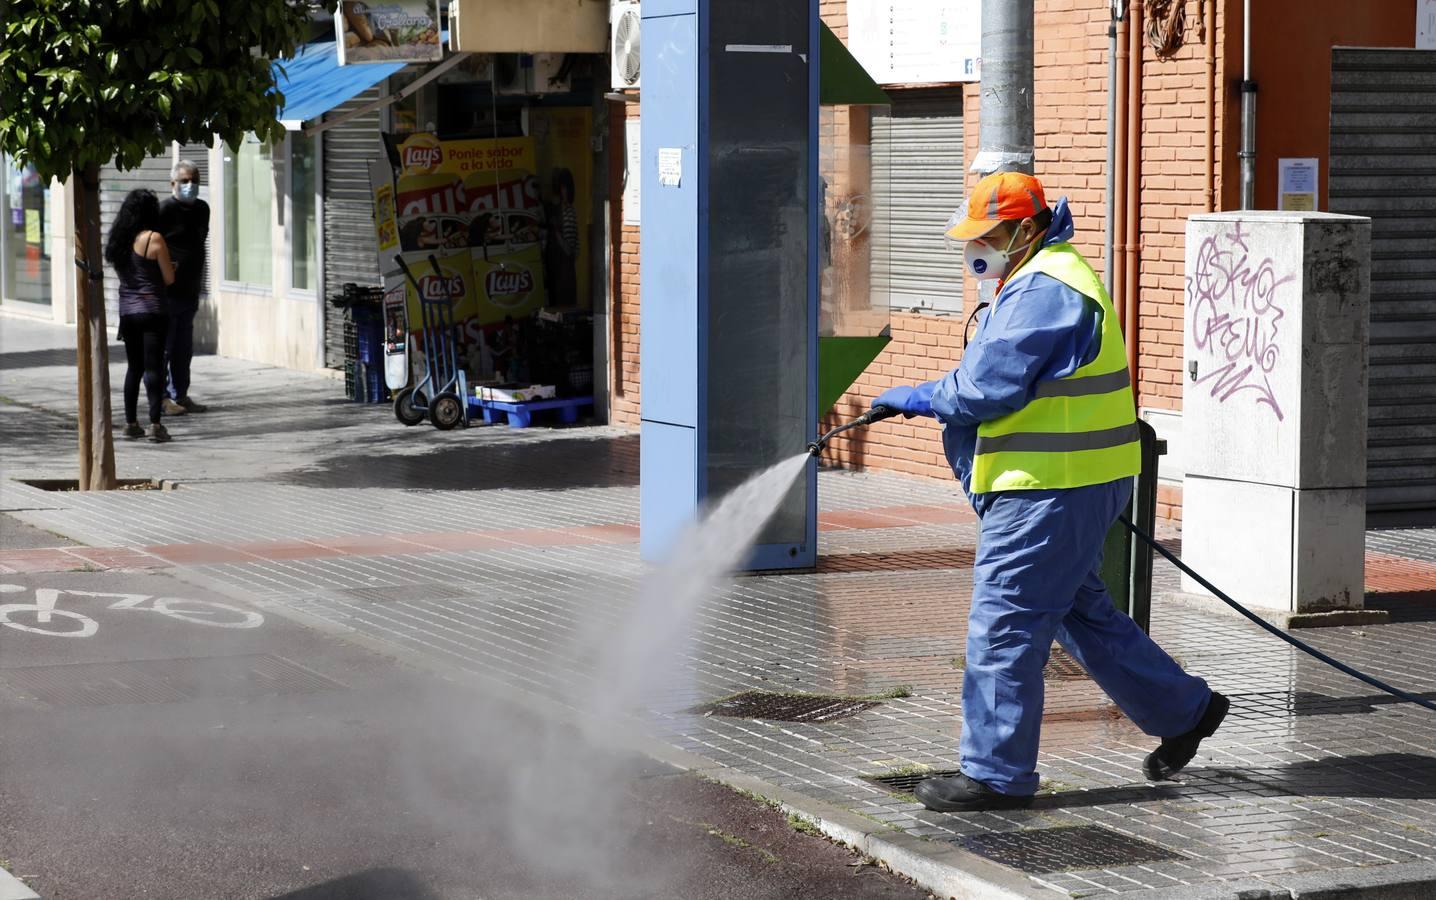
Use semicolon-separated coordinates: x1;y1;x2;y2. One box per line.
807;405;901;457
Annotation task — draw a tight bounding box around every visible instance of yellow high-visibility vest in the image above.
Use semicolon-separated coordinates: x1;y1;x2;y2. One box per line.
970;242;1142;493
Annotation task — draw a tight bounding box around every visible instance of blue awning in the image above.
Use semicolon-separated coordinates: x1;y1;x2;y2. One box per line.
273;40;408;127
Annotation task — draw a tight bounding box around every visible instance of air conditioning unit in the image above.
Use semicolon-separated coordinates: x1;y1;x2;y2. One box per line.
610;0;640;90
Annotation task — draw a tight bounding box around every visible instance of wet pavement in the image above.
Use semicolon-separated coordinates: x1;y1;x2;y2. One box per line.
5;314;1436;898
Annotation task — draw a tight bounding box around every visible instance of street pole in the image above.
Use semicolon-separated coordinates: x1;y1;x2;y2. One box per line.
1105;1;1126;292
974;0;1035;178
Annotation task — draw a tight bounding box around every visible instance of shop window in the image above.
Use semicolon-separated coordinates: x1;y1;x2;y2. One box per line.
223;134;274;287
290;132;317;293
1;155;52;305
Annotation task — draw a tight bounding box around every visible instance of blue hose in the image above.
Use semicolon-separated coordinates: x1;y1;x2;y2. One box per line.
1120;515;1436;715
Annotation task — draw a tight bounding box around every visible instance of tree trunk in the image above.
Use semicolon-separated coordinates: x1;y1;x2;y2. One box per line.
74;163;116;491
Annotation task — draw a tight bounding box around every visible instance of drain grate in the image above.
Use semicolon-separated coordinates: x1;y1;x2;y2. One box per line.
689;690;880;723
863;768;962;794
0;654;347;708
1045;647;1088;680
956;824;1185;874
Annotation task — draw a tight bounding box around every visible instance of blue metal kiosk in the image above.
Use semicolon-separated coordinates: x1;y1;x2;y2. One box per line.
639;0;821;570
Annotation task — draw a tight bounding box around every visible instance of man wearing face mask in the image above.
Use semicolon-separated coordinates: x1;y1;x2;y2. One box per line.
157;160;211;415
871;172;1226;812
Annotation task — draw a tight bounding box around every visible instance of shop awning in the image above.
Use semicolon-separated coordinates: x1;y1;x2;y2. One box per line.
820;23;889;106
273;40;408;129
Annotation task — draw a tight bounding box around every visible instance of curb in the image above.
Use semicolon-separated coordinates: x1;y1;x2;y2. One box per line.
0;865;39;900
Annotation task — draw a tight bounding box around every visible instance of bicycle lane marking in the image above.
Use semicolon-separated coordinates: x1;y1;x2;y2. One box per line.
0;584;264;637
0;587;99;637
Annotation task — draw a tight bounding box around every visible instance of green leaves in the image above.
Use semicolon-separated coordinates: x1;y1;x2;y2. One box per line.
0;0;309;182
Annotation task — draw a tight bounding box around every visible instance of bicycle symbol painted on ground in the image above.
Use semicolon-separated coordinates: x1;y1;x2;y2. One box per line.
0;584;263;637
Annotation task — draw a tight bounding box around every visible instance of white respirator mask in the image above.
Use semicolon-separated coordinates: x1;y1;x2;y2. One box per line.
963;227;1034;282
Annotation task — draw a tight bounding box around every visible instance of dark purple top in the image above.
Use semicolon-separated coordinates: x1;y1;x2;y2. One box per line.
117;246;167;317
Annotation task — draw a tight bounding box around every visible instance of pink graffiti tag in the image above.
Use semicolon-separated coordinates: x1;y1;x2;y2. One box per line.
1187;223;1293;421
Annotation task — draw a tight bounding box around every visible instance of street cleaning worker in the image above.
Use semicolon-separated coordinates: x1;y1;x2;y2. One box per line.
872;172;1228;812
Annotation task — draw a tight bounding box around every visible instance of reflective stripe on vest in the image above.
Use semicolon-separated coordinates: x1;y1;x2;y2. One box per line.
970;242;1142;493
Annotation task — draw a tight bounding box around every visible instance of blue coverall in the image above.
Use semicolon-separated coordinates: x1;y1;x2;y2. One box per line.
895;200;1212;795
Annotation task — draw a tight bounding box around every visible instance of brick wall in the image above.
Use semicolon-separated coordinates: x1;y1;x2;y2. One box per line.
610;0;1232;518
611;103;641;427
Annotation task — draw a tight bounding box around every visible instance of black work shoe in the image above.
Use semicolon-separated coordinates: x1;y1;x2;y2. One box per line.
177;396;207;413
913;772;1035;813
123;422;144;440
147;423;172;444
1144;691;1229;781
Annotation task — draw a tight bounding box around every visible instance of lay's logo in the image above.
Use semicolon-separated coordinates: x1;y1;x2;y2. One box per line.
485;267;534;299
401;137;443;174
418;272;464;301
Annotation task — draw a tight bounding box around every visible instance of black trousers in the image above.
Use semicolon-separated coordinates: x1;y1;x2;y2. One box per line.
119;313;169;425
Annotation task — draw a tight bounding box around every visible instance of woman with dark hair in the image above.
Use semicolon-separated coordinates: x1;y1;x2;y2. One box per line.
105;189;176;443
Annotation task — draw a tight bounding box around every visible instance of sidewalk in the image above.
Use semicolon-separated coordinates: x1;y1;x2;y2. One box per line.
5;315;1436;898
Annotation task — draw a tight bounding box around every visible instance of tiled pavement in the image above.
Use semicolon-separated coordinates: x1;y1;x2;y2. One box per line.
6;317;1436;897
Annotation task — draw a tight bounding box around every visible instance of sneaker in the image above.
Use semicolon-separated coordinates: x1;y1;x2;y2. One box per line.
147;423;172;444
177;396;208;413
913;772;1035;813
1144;692;1229;781
123;422;145;440
162;398;188;416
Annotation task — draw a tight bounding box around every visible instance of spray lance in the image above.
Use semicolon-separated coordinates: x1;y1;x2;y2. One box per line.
808;408;1436;715
808;404;902;457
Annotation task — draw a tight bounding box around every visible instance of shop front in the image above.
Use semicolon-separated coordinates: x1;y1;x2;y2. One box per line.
287;3;611;424
1;154;69;320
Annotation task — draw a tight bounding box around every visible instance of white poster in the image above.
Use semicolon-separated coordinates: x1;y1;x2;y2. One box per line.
622;119;641;226
1278;158;1319;211
848;0;981;85
658;148;682;188
1420;0;1436;49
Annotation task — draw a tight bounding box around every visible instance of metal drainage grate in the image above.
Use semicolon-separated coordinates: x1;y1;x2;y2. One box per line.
1045;647;1089;680
956;824;1185;874
689;690;880;723
863;769;962;795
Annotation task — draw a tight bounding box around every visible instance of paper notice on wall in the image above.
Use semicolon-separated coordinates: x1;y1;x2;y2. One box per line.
658;148;682;188
622;119;641;225
1278;158;1319;211
1420;0;1436;49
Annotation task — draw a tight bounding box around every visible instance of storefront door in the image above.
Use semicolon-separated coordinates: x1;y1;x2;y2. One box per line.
1;155;52;307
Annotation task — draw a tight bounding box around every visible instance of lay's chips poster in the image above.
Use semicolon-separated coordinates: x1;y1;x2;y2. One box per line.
373;133;548;347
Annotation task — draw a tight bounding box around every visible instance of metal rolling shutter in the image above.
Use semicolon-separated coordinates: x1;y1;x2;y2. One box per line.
870;89;965;313
99;153;174;319
322;88;385;369
1330;48;1436;516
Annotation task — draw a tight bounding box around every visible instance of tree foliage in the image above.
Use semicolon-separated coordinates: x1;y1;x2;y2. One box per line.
0;0;312;181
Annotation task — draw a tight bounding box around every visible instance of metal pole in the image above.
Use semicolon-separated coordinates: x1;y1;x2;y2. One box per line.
1239;0;1257;209
1105;1;1125;291
974;0;1035;177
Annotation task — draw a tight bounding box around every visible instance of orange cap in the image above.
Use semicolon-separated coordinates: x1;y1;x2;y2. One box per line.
944;172;1048;242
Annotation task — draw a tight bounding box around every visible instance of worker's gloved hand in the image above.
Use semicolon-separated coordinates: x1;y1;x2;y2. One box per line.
872;381;937;418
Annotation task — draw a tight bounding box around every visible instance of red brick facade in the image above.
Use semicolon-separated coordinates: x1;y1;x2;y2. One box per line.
605;1;1412;522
